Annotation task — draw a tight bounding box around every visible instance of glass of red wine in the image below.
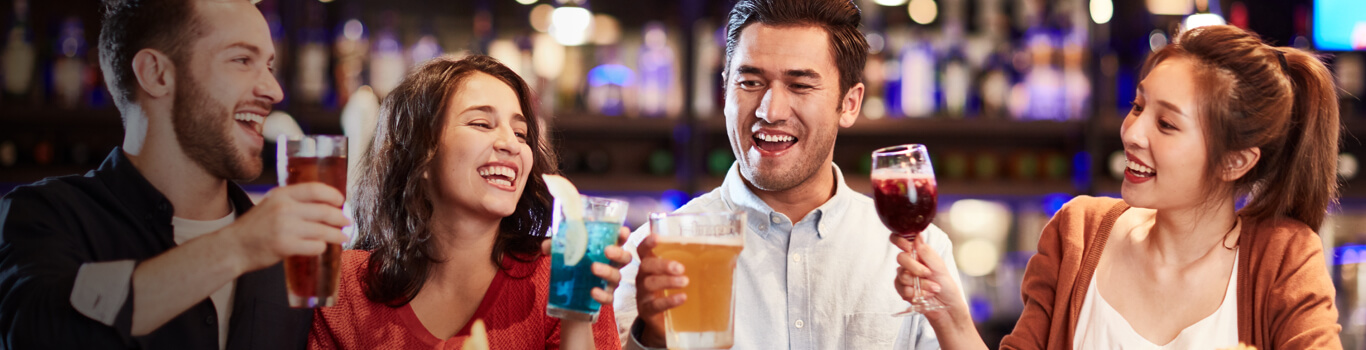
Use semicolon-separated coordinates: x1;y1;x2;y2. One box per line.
871;144;943;315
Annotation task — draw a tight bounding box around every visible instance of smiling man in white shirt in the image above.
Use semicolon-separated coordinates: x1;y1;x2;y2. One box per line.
613;0;962;349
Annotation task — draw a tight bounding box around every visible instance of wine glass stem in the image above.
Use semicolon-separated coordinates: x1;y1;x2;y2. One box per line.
911;247;925;299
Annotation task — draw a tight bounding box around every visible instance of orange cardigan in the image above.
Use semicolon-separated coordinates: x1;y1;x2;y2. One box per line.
1000;196;1341;350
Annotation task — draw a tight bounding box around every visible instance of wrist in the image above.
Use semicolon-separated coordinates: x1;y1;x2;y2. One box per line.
634;318;667;348
926;307;978;339
209;227;251;276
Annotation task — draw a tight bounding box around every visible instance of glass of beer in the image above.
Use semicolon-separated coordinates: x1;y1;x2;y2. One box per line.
547;195;629;322
649;211;745;349
276;134;347;308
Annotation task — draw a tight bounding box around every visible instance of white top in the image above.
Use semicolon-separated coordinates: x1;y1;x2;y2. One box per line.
1073;250;1239;349
614;163;963;350
172;209;238;350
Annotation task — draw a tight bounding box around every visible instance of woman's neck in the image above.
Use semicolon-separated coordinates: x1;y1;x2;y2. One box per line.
424;205;503;284
1144;198;1240;266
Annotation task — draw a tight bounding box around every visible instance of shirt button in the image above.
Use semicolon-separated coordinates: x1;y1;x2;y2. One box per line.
771;216;781;224
205;315;216;325
795;319;804;328
791;254;801;263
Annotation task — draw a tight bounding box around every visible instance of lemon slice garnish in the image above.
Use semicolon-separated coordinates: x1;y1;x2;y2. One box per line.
543;174;589;266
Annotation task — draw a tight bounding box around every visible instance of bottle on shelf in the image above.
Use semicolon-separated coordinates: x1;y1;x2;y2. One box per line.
637;22;677;118
334;17;368;107
2;0;36;103
294;0;330;106
52;17;92;110
369;12;405;99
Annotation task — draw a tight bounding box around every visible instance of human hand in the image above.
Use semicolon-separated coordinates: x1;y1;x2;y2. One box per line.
891;234;970;326
590;226;633;305
539;226;634;307
222;183;350;273
633;233;687;347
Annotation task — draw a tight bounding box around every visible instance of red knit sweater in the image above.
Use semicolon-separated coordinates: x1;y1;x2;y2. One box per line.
308;250;621;349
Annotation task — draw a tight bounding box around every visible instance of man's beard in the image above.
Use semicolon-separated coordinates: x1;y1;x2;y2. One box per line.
171;72;261;181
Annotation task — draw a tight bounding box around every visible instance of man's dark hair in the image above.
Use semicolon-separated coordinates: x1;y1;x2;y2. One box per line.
99;0;204;111
725;0;869;97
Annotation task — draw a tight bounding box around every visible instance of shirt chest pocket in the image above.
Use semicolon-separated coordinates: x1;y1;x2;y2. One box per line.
841;313;898;348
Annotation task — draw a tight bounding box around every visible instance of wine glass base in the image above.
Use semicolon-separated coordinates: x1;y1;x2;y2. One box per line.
891;299;946;317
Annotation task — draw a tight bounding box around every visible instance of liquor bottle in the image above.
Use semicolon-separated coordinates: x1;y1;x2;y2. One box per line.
637;22;674;118
369;13;405;99
586;47;629;116
334;17;367;107
646;147;674;176
261;0;288;97
0;140;16;167
706;148;733;177
900;40;936;118
1061;32;1091;121
294;1;329;105
2;0;35;101
409;22;442;67
52;17;91;110
691;20;722;118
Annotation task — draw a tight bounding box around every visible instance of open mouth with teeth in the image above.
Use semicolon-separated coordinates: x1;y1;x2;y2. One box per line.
234;113;265;136
1126;160;1156;178
478;165;517;188
753;132;797;153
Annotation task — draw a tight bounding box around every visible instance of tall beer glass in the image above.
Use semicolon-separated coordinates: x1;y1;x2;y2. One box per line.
649;211;745;349
277;134;347;308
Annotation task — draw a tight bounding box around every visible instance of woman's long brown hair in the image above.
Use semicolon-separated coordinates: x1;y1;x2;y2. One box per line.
352;55;558;306
1140;25;1340;229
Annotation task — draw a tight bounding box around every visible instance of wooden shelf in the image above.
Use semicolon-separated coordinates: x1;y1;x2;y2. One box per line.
697;116;1084;139
548;114;679;137
561;173;682;193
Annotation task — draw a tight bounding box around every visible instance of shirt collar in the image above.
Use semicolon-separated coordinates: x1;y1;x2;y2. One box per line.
719;162;857;239
97;147;256;228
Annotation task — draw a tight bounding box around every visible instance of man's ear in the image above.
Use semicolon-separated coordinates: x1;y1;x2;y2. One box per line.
1221;147;1261;181
838;82;864;128
131;49;176;99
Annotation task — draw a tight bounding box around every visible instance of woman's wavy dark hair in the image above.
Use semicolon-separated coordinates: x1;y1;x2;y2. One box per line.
353;54;558;306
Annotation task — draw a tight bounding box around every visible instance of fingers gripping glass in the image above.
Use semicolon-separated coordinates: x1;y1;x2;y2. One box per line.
871;144;944;315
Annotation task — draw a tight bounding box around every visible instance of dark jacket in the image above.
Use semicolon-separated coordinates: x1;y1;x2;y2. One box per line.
0;149;312;349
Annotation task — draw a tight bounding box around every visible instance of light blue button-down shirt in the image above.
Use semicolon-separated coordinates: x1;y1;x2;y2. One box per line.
614;163;962;349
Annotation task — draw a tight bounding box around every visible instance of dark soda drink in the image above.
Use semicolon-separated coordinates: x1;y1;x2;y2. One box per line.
872;173;937;240
282;156;346;308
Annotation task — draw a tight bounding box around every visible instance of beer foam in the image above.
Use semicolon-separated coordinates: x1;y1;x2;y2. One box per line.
871;169;936;181
652;234;743;246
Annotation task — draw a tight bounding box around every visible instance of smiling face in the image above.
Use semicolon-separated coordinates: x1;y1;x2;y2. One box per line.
172;0;282;181
1120;56;1212;210
426;72;534;219
723;23;860;192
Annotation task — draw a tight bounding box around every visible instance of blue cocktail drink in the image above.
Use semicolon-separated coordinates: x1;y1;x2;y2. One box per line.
546;195;628;322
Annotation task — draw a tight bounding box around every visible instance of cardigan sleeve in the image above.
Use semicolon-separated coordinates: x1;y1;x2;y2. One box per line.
1265;227;1341;349
998;200;1073;350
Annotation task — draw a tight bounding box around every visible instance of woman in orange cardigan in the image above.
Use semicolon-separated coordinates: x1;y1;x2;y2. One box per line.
308;55;628;349
896;25;1342;349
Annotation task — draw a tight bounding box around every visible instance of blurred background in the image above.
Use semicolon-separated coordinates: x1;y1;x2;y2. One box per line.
1;0;1365;347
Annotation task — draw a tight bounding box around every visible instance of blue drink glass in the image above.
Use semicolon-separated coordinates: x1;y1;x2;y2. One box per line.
547;196;629;322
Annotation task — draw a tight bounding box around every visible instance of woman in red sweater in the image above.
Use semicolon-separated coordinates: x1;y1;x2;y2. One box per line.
309;55;628;349
895;25;1342;349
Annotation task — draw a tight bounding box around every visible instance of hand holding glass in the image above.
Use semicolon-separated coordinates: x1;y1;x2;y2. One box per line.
547;195;629;322
649;211;745;350
277;134;347;308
